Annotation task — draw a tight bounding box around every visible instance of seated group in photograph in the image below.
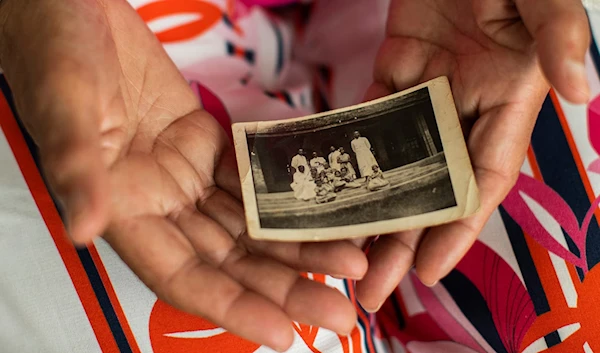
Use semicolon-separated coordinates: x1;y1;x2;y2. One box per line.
289;138;391;202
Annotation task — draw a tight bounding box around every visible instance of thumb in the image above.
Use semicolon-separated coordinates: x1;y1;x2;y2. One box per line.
516;0;591;104
36;77;111;246
0;0;117;245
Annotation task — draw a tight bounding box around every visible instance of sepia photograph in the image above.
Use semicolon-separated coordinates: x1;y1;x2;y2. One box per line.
233;77;480;242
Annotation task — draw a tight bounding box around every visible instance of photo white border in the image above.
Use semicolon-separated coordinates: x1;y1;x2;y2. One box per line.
232;76;480;242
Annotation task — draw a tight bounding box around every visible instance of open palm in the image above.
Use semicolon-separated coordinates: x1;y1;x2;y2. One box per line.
0;0;367;350
356;0;590;311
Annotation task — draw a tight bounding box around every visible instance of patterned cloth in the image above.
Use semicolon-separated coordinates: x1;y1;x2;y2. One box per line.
2;1;600;352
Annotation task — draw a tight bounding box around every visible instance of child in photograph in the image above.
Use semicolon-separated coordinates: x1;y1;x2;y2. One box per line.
315;179;337;204
340;167;361;189
367;165;390;191
332;170;347;192
322;176;336;194
324;163;336;182
290;165;317;201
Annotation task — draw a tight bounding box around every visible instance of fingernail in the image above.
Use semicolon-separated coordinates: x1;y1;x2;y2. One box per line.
274;345;288;353
423;279;438;287
565;59;590;103
364;301;383;313
329;273;363;281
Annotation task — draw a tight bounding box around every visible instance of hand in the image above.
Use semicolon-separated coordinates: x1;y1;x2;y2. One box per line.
0;0;367;350
356;0;590;311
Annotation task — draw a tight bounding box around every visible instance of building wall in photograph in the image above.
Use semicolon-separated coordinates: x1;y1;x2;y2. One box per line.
249;95;444;193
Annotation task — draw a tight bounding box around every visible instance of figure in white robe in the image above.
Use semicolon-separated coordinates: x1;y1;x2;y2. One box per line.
310;152;327;174
328;146;342;171
290;165;316;201
291;148;309;173
337;147;356;178
351;131;379;177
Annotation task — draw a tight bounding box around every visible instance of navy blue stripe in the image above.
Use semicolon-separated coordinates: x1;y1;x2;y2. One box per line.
77;248;133;353
0;76;133;353
590;36;600;76
271;21;284;74
498;207;561;348
588;14;600;76
441;270;507;353
530;96;600;274
283;91;294;107
222;13;234;29
389;290;406;330
343;280;372;353
244;49;255;65
225;41;235;55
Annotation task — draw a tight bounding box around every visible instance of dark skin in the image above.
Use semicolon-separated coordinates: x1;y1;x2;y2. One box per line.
354;0;591;312
0;0;590;350
0;0;366;350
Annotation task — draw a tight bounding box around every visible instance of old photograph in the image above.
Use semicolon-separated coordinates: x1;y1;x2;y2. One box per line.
233;77;480;242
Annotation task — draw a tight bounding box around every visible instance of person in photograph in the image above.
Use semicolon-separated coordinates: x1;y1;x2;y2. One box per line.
328;146;342;171
315;178;337;204
324;163;336;182
367;165;390;191
290;165;316;201
332;170;348;191
351;131;379;177
291;148;309;174
310;167;320;183
322;175;335;193
310;151;327;174
337;147;356;179
339;167;361;189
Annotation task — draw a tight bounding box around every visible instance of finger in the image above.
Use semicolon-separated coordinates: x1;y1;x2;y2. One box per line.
472;0;533;52
158;110;242;199
515;0;591;103
177;207;238;265
415;100;538;285
220;248;357;335
373;38;431;92
105;215;295;352
364;82;394;102
247;238;369;280
415;166;507;285
197;188;246;239
175;210;357;335
355;230;423;312
215;147;243;200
